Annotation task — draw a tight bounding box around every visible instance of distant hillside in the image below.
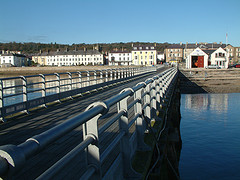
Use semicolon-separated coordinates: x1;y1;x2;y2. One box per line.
0;42;169;55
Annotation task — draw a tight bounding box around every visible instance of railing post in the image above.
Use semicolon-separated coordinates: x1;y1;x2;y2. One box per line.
67;72;72;91
87;71;90;86
144;80;152;123
124;68;126;78
0;80;4;122
134;84;151;151
100;70;103;83
118;69;121;79
21;76;28;114
110;69;113;81
105;70;108;82
40;74;46;108
156;75;162;112
117;89;140;179
150;78;157;121
54;73;60;102
83;103;104;180
94;71;97;85
114;69;117;80
78;71;82;89
121;69;123;79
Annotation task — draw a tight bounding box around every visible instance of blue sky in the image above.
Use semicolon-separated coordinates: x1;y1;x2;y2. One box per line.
0;0;239;46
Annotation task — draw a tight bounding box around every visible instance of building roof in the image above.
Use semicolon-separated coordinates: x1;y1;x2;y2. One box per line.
132;45;156;51
109;50;131;54
202;50;215;55
34;50;102;56
1;53;26;57
166;43;227;49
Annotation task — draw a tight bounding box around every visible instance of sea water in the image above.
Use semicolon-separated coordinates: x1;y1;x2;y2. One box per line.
179;93;240;180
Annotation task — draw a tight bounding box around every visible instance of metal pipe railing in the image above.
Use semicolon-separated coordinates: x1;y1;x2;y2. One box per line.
0;67;156;121
0;66;178;180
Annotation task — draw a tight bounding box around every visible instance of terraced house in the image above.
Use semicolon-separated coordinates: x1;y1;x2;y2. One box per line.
32;49;104;66
132;45;157;65
108;50;132;65
165;42;227;64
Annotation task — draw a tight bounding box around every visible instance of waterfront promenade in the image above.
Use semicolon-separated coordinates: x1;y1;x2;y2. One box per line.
0;67;169;179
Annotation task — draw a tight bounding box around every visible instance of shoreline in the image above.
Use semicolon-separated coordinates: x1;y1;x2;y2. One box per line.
0;66;136;77
180;68;240;93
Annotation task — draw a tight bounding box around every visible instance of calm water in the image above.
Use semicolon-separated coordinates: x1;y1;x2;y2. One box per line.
179;93;240;180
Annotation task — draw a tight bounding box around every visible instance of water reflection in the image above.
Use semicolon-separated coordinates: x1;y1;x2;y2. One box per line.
180;93;240;180
184;94;228;114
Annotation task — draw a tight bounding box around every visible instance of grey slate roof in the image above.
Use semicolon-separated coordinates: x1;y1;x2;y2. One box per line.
1;53;26;57
167;43;227;49
35;50;102;56
132;45;156;51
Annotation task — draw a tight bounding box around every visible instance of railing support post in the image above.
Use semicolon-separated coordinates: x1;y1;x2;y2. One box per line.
54;73;61;103
0;80;4;122
144;81;152;123
94;71;97;85
110;69;113;81
87;71;90;86
67;72;73;99
21;76;28;114
117;89;140;179
78;71;82;89
100;70;103;83
83;104;103;180
134;85;151;151
105;70;108;82
40;74;46;108
114;69;117;80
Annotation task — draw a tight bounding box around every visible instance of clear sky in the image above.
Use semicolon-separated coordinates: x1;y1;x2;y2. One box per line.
0;0;239;46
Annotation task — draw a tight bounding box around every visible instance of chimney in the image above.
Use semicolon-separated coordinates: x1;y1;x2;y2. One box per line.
196;42;198;46
180;42;182;46
220;42;222;45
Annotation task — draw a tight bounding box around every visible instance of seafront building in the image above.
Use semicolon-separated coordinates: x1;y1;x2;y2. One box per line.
165;42;227;64
32;49;104;66
186;47;228;69
0;50;27;67
132;45;157;65
108;50;132;65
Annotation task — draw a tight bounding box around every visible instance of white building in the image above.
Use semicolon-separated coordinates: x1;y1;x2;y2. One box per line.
186;48;208;68
108;51;132;65
0;51;27;67
186;47;228;69
157;52;165;63
33;49;104;66
211;47;228;69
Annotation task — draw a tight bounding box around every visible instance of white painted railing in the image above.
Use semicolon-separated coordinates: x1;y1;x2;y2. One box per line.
0;67;156;122
0;67;178;179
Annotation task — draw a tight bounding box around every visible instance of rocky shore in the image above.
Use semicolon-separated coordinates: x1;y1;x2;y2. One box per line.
179;68;240;93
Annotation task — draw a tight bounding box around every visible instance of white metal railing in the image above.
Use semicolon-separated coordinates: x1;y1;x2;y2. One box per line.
0;67;156;122
0;67;178;179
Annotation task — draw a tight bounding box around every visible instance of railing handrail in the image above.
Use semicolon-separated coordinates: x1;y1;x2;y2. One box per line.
0;66;157;121
0;66;178;179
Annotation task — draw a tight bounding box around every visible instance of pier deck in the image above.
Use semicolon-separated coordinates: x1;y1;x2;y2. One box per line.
0;67;168;179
